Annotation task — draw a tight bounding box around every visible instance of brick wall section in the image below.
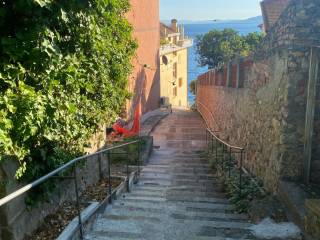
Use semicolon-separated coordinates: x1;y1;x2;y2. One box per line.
126;0;160;117
197;0;320;192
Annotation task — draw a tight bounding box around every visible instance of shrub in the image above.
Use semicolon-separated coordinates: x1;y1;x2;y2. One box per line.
0;0;137;181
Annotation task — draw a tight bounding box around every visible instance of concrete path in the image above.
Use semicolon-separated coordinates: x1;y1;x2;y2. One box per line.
85;110;254;240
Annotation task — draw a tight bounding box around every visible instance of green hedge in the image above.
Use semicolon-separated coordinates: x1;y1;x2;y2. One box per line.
0;0;137;181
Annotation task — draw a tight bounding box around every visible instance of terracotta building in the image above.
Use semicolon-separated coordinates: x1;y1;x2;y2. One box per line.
126;0;160;117
260;0;291;32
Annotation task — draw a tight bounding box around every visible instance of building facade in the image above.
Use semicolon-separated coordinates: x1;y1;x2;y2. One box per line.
160;20;193;109
126;0;160;117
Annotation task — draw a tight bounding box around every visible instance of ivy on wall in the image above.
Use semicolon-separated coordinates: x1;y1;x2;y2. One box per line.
0;0;137;181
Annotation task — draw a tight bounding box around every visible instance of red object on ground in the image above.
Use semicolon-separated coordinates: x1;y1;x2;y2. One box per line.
112;103;141;137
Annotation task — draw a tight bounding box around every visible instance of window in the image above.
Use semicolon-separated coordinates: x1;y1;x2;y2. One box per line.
173;36;177;45
173;51;177;57
173;87;177;97
173;63;177;78
162;55;168;65
179;78;183;87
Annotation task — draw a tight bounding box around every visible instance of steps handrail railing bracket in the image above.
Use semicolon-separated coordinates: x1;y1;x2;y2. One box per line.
196;96;246;195
205;128;245;196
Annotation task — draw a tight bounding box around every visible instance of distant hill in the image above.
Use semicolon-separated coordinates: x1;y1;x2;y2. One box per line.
237;16;263;23
161;16;263;25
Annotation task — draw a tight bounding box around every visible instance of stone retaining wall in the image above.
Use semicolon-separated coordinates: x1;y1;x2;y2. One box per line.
196;0;320;192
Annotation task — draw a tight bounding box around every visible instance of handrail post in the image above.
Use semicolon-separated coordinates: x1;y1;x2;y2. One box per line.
126;164;130;192
211;134;214;154
229;147;232;178
126;145;130;193
206;129;208;148
239;150;244;197
138;140;141;177
98;153;103;180
73;165;84;240
215;138;218;164
107;151;112;203
221;144;225;171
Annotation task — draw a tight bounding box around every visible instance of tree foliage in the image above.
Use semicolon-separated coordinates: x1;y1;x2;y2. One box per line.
189;80;196;95
196;29;263;69
0;0;137;180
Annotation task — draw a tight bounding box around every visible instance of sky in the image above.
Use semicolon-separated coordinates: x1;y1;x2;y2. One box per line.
160;0;262;21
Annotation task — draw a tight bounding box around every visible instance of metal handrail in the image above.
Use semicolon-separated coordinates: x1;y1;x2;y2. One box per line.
205;127;245;196
196;92;266;198
197;100;220;132
196;98;245;195
0;140;139;207
0;139;141;239
207;128;244;151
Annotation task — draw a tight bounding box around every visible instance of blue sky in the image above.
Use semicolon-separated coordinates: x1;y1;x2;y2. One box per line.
160;0;262;21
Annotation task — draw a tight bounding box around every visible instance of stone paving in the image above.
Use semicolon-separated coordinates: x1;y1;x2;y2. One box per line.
140;108;170;136
85;110;255;240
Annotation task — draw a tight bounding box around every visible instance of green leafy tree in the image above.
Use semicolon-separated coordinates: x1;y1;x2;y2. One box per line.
196;29;263;69
0;0;137;180
244;32;265;53
189;80;196;95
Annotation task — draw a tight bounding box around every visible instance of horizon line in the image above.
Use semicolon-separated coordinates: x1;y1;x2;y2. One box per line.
160;15;262;22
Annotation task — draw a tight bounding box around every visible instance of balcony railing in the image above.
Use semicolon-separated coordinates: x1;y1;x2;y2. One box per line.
160;38;193;55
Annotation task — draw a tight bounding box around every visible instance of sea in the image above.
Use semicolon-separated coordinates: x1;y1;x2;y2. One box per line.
185;19;262;104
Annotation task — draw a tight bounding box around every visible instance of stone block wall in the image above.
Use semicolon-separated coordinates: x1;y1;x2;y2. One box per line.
196;0;320;192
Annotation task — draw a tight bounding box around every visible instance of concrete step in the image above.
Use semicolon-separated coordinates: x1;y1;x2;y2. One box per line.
131;186;168;192
141;168;213;174
85;231;146;240
107;205;248;221
85;232;253;240
134;183;225;194
120;192;228;204
140;171;216;177
129;187;226;199
90;218;252;239
115;198;235;211
167;189;226;198
139;175;218;183
146;162;210;167
140;172;216;179
119;196;167;202
142;166;213;173
125;190;225;201
102;212;250;226
137;180;218;188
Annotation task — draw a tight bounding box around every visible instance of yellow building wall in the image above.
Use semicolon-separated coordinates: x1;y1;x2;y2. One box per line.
160;48;188;108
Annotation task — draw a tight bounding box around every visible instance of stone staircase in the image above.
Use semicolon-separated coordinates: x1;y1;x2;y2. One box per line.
85;110;255;240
